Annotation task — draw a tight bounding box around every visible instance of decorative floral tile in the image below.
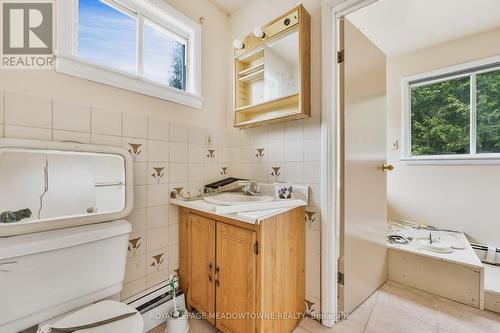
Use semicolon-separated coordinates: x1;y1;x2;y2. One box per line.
128;143;142;161
270;166;281;177
305;297;321;320
206;148;216;161
128;236;142;256
220;166;229;177
149;251;167;272
122;138;147;162
173;186;184;197
255;147;265;161
306;206;321;231
149;164;167;184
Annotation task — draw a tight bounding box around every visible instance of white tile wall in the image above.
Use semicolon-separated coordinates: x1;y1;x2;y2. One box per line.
148;118;170;141
5;125;52;140
53;100;91;132
4;92;52;128
91;108;122;136
53;130;91;144
227;115;322;312
0;90;322;311
123;113;148;139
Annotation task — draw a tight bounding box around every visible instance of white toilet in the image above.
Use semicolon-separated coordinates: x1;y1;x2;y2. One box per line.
0;139;142;333
0;220;144;333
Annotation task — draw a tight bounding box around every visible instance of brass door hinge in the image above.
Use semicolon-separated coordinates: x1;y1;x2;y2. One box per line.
337;50;344;63
338;272;344;286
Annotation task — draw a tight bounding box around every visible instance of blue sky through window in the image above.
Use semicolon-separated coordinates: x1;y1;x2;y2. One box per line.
78;0;136;74
78;0;187;90
143;21;185;88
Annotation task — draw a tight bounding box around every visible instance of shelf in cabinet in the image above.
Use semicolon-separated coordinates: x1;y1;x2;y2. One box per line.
238;63;264;77
234;92;306;128
238;69;264;83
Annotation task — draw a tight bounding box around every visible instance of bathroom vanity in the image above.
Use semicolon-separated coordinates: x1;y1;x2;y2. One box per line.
176;204;305;333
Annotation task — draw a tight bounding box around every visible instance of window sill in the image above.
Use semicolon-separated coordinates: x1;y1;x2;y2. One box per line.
55;54;203;109
401;154;500;165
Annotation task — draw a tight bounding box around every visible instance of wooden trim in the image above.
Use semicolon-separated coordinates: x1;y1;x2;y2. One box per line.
299;5;311;119
178;207;189;293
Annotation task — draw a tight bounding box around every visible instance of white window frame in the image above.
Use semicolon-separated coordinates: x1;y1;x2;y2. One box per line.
56;0;203;109
401;55;500;165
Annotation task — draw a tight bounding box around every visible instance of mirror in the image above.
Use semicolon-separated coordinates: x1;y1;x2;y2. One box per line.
235;30;299;108
0;148;126;224
264;31;299;101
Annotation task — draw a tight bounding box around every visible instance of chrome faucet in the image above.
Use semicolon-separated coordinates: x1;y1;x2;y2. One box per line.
242;184;262;196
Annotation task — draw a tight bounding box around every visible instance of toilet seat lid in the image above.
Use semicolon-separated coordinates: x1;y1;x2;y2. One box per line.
51;300;143;333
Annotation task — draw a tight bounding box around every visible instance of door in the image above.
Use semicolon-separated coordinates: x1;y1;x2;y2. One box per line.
188;213;216;322
216;223;256;333
338;17;389;314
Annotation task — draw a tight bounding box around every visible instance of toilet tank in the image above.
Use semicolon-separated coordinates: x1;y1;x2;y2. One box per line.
0;139;134;237
0;220;132;333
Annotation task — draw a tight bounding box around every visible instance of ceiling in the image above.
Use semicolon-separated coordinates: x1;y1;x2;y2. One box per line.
347;0;500;58
209;0;248;14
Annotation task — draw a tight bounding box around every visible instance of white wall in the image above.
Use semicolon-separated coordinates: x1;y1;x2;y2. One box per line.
387;27;500;248
228;0;323;315
0;0;230;130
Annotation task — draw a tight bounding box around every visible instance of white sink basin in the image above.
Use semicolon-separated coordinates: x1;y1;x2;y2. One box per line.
204;193;275;206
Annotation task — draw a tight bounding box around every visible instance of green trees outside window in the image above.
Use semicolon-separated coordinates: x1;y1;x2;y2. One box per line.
409;68;500;157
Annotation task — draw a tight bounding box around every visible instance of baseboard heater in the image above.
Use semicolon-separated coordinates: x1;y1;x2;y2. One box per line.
127;283;186;333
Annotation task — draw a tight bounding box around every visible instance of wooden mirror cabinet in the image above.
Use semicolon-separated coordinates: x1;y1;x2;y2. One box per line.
233;5;311;128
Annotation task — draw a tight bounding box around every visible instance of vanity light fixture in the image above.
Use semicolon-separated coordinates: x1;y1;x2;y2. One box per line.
233;38;244;50
253;27;265;38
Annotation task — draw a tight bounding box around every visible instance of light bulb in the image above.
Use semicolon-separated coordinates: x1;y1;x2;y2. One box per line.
233;39;244;50
253;27;265;38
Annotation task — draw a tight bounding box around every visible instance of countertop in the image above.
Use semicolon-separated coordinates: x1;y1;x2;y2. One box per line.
170;198;306;225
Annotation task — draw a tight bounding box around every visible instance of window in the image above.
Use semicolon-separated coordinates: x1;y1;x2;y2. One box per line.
57;0;202;108
402;56;500;164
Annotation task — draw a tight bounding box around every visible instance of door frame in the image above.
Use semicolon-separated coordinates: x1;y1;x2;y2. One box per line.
320;0;378;327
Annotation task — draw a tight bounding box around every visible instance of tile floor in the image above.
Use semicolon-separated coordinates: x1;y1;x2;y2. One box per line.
150;280;500;333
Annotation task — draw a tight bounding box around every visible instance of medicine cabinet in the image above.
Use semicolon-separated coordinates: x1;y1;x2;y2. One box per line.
233;5;311;128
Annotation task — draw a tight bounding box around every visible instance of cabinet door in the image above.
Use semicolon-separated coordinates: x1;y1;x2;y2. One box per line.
188;213;216;322
216;223;256;333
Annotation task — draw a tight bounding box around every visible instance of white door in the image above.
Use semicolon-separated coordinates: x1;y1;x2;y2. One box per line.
338;17;390;314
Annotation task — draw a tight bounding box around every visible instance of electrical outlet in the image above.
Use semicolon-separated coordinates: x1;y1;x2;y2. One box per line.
392;140;399;150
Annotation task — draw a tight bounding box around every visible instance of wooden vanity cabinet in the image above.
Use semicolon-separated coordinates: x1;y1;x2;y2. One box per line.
178;206;305;333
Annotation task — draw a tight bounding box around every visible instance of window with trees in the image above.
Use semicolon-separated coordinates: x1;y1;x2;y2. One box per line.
402;59;500;163
57;0;201;108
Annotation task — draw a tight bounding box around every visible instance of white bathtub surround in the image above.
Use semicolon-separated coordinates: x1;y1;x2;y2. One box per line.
387;222;484;309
